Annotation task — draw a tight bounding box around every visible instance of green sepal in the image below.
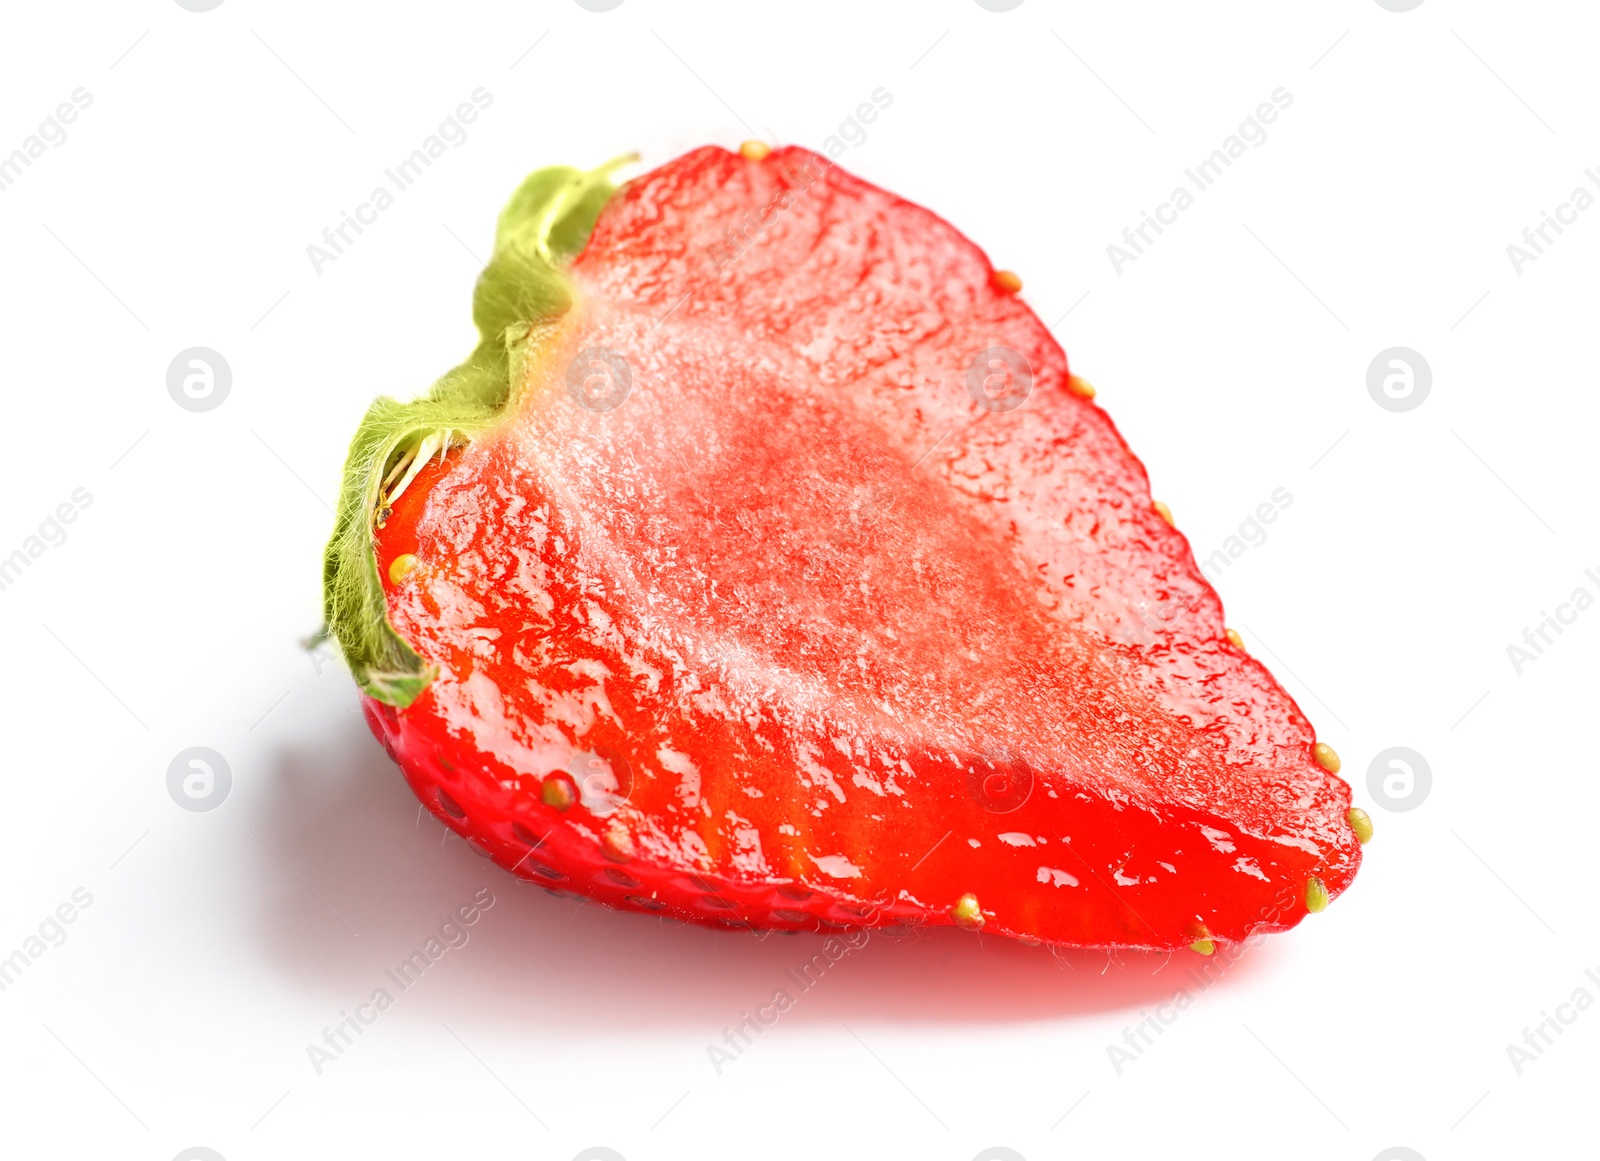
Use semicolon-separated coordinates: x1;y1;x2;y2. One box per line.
321;155;635;708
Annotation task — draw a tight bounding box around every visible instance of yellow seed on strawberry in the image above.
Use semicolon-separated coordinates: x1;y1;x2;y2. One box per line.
1313;742;1341;773
739;140;771;161
541;772;579;811
1348;807;1374;844
1067;375;1097;399
951;892;985;931
1305;875;1329;913
388;553;421;584
602;822;635;862
1190;939;1216;956
1152;500;1173;526
993;269;1022;294
1225;628;1244;650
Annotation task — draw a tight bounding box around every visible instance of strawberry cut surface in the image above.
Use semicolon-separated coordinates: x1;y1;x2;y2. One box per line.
343;145;1361;950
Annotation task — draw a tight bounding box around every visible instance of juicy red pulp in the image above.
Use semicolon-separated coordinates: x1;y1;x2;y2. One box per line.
363;146;1359;948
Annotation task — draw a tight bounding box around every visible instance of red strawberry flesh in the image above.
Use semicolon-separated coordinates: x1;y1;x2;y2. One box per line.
363;146;1359;948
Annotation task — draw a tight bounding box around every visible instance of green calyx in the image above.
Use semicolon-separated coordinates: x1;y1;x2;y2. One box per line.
321;154;635;707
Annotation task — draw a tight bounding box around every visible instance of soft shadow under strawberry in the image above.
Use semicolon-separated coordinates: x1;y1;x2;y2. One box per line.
247;699;1282;1033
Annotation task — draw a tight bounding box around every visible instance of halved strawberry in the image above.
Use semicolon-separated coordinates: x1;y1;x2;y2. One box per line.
324;144;1363;951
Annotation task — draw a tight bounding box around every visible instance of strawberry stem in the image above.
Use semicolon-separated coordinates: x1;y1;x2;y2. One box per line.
321;155;634;706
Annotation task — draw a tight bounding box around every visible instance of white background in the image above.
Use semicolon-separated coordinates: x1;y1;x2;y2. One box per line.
0;2;1595;1159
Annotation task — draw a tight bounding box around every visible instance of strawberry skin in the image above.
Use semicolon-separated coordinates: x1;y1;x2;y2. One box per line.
332;145;1363;951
